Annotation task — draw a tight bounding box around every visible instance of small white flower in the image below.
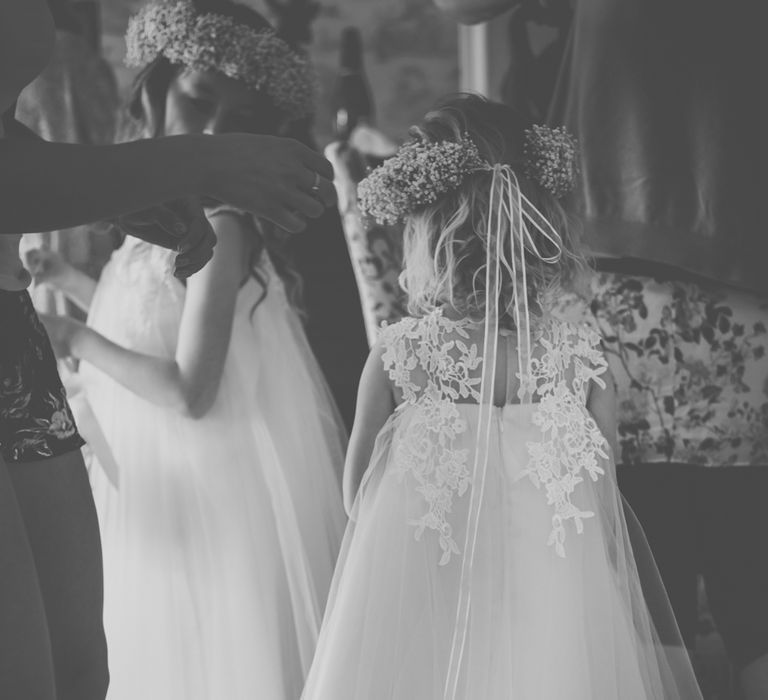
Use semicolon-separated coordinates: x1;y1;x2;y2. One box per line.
125;0;315;120
358;136;488;225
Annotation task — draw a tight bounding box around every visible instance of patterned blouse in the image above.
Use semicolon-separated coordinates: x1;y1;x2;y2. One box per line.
0;289;84;462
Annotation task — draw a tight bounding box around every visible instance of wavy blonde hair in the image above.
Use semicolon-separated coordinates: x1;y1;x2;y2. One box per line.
399;94;586;328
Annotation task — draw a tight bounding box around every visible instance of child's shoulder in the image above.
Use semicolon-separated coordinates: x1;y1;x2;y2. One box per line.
379;310;469;345
378;315;421;342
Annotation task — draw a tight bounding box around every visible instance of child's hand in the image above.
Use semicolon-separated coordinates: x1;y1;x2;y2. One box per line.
25;248;72;288
39;313;87;359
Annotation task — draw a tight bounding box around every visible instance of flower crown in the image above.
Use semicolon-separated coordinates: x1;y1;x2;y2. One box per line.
358;126;579;225
523;125;579;200
125;0;316;120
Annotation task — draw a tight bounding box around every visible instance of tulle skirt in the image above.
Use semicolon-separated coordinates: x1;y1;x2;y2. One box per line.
80;268;347;700
302;405;703;700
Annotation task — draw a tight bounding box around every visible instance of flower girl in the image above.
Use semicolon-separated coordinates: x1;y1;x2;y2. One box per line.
300;94;704;700
37;2;346;698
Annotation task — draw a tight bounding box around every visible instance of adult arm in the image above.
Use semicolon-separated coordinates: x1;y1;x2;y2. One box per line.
0;133;335;235
342;340;395;515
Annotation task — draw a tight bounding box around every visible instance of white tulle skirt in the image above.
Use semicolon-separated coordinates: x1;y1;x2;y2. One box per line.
78;252;347;700
302;405;703;700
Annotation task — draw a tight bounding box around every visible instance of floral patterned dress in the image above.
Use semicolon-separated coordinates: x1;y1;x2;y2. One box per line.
0;288;83;462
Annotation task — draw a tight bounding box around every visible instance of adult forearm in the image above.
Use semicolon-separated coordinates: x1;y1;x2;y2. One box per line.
0;135;209;234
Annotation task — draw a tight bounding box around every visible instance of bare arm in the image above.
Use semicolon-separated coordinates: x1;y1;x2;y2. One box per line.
0;133;335;235
49;268;97;314
586;368;618;459
25;249;97;313
342;340;395;515
53;213;248;417
0;135;214;232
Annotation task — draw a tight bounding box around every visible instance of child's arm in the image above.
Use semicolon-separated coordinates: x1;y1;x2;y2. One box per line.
25;249;98;313
343;340;395;516
586;368;619;460
43;213;249;418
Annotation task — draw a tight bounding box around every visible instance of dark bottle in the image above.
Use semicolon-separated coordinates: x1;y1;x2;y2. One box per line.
331;26;374;141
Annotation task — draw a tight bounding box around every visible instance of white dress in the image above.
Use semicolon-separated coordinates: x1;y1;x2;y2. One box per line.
301;310;703;700
80;237;347;700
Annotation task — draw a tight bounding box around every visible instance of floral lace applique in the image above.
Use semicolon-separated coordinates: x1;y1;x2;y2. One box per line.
524;321;610;557
380;311;481;565
382;313;611;562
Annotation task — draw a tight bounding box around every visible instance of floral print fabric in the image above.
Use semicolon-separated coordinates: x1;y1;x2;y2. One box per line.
0;290;84;462
554;272;768;467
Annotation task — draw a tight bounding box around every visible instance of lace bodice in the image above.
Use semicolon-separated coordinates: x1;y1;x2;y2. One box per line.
380;310;610;561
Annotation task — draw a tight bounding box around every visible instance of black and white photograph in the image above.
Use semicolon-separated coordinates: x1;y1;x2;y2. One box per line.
1;0;766;698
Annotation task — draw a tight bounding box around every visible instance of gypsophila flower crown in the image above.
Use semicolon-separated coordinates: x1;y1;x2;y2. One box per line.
523;125;579;200
125;0;316;119
358;126;579;225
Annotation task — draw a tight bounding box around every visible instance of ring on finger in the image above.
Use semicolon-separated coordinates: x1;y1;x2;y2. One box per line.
311;172;321;193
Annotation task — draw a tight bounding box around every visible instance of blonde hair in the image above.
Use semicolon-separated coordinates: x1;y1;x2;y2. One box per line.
399;94;586;328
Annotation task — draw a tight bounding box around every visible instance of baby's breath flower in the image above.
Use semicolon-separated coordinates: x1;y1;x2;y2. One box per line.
523;125;579;199
358;126;580;225
125;0;316;120
358;137;487;225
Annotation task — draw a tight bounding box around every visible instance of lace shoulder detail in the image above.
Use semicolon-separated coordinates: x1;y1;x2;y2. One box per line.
524;318;610;557
380;311;481;564
380;314;612;562
380;312;482;405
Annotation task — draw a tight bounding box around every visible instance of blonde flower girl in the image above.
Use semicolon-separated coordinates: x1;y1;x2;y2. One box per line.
300;94;704;700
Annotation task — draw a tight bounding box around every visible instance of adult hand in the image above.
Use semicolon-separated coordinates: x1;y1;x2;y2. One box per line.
111;197;216;280
201;134;336;234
